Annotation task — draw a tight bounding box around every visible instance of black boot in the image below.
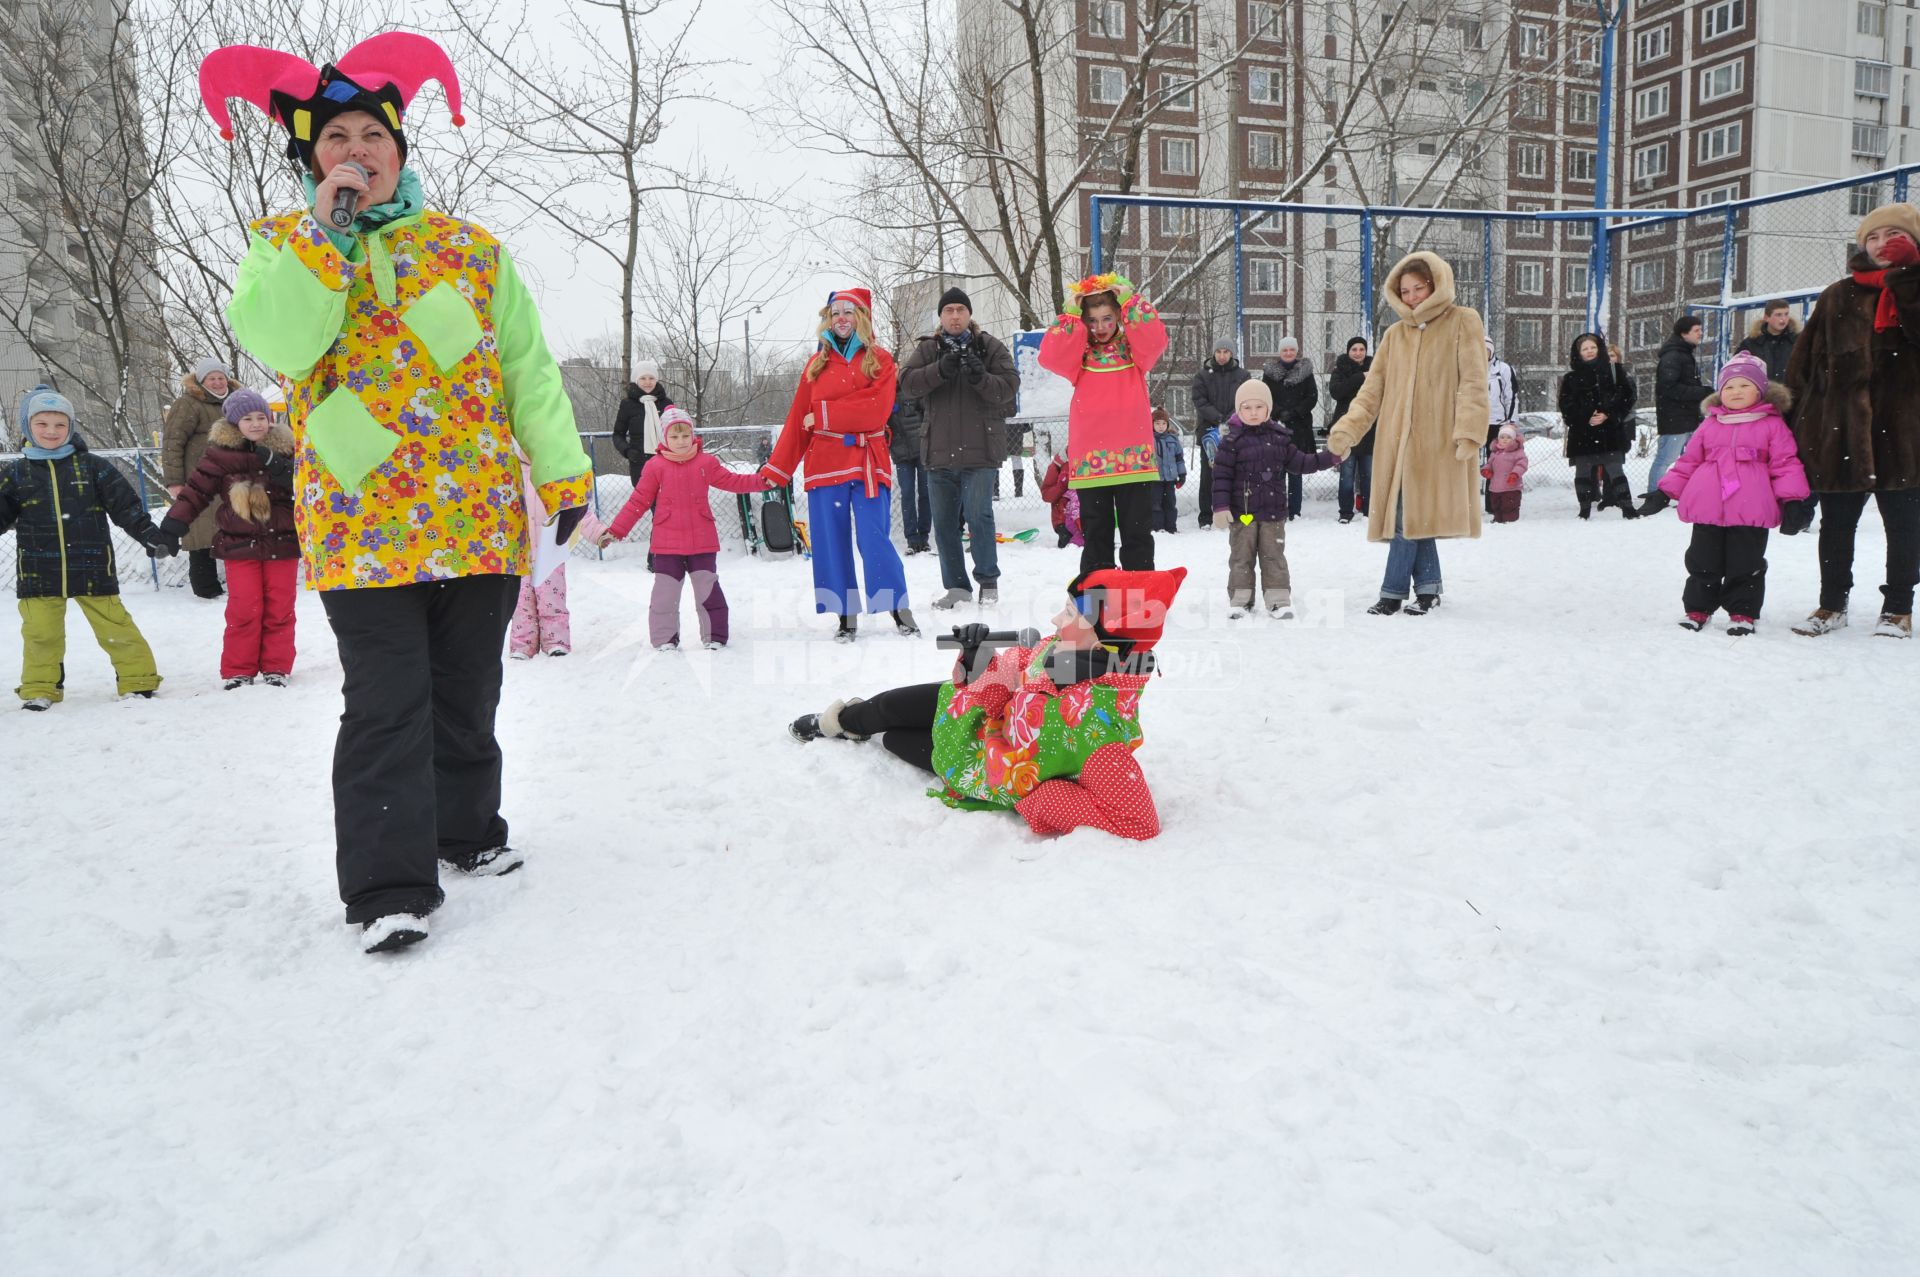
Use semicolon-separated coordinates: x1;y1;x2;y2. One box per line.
1367;597;1403;615
1608;477;1640;519
1575;477;1595;520
834;614;858;644
187;547;223;598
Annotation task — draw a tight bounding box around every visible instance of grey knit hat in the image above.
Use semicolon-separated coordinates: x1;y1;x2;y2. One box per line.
1211;336;1237;353
192;357;230;382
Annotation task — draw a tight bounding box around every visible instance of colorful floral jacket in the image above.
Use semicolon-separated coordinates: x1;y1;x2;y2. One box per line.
225;209;592;591
929;639;1150;810
1037;290;1168;489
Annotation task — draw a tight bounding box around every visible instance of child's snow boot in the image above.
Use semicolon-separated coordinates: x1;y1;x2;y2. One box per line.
1727;615;1756;636
444;845;525;877
1678;612;1709;631
361;913;428;954
21;697;51;711
261;673;289;687
223;676;254;690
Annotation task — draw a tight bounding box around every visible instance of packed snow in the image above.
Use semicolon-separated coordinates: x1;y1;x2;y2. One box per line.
4;484;1918;1275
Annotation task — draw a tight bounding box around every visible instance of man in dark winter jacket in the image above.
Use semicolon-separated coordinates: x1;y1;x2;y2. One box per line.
897;286;1019;608
1260;336;1319;518
1189;337;1250;530
1651;316;1712;492
1735;301;1801;382
889;395;931;553
1327;337;1373;524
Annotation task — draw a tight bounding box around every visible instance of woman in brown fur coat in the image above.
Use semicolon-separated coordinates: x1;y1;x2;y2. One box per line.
1782;202;1920;640
156;389;302;686
160;358;233;598
1327;252;1488;615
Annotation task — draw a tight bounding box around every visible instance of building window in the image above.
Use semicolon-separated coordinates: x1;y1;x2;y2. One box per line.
1161;136;1196;175
1694;245;1729;285
1852;181;1886;216
1511;201;1545;238
1515;143;1546;179
1632;142;1669;182
1089;1;1125;40
1158;206;1195;236
1857;2;1886;38
1635;84;1672;121
1515;84;1547;118
1514;317;1545;351
1636;24;1673;64
1570;33;1599;66
1249;320;1284;353
1249;2;1282;39
1248;68;1283;105
1698;122;1743;163
1700;60;1745;103
1631;260;1667;292
1247;131;1282;169
1696;182;1741;206
1416;140;1438;156
1516;261;1545;295
1566;219;1594;243
1631;316;1665;349
1702;1;1747;40
1567;147;1597;182
1519;23;1547;59
1568;90;1600;125
1853;121;1889;158
1089;66;1125;104
1248;258;1282;293
1449;17;1484;51
1567;262;1591;295
1158;73;1195;111
1417;78;1439;93
1856;61;1893;98
1160;8;1196;45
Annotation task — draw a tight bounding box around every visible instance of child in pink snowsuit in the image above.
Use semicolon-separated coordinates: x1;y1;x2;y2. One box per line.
599;408;768;650
1643;351;1810;636
510;461;573;658
1481;423;1528;523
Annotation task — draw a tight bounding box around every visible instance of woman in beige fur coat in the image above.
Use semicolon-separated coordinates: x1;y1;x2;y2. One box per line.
1327;252;1488;614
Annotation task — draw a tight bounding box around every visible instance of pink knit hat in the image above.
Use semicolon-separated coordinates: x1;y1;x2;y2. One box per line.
660;406;694;431
1716;351;1768;395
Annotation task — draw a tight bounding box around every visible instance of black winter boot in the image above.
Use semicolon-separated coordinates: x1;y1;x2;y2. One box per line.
1575;477;1596;520
1608;477;1640;518
834;614;858;644
187;548;223;598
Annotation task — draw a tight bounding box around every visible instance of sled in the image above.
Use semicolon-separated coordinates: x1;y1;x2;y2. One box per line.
966;527;1040;545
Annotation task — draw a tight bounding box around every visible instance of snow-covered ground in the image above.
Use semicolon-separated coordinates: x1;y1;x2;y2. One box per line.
4;488;1917;1275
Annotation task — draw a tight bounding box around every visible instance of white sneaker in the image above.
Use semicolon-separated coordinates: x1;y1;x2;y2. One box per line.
360;913;429;954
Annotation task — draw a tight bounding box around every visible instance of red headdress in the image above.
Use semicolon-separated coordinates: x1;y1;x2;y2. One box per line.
198;32;464;170
825;287;874;313
1068;567;1187;655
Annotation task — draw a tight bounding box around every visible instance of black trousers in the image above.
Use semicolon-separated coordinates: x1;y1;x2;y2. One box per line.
1816;489;1920;615
839;682;943;775
1683;525;1770;618
187;547;222;596
320;574;519;924
1195;454;1213;528
1077;481;1157;573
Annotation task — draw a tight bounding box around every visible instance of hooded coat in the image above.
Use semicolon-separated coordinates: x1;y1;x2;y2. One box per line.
1558;335;1639;458
1261;355;1320;452
0;437;161;598
162;420;300;561
1656;383;1809;527
1655;335;1711;436
160;373;227;552
1736;316;1801;382
1784;247;1920;492
605;437;769;555
1327;252;1489;542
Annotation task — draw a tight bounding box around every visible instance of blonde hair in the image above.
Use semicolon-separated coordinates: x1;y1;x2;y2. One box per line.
805;304;884;381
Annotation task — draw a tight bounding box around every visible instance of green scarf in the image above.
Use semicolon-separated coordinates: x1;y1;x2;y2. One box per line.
302;166;426;260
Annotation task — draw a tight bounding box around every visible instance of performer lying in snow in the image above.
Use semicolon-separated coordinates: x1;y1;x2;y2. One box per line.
788;567;1186;840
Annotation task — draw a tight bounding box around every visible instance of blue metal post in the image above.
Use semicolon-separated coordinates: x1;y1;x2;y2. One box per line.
1717;208;1739;370
1482;217;1495;335
1232;211;1245;352
1898;170;1910;202
1588;0;1626;332
1359;210;1375;338
1089;196;1106;274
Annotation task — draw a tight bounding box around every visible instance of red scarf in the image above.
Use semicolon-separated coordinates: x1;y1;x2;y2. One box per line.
1853;267;1901;331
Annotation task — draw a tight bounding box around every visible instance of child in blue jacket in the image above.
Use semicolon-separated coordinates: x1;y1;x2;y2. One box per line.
1151;407;1188;534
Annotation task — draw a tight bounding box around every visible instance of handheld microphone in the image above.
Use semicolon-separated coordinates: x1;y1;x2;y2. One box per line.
327;162;370;230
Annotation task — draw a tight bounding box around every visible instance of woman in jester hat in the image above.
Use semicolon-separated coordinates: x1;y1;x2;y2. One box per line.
201;33;595;954
761;288;914;643
788;567;1185;840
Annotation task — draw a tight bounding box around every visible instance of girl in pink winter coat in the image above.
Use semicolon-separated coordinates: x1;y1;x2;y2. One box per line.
1481;423;1529;523
1641;351;1810;635
598;409;770;650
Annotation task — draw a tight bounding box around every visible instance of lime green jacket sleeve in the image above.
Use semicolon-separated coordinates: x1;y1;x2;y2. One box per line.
225;217;355;381
494;246;592;511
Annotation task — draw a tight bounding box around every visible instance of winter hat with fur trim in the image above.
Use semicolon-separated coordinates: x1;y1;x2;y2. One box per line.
222;388;272;424
1854;202;1920;246
1233;379;1273;414
1716;351;1769;395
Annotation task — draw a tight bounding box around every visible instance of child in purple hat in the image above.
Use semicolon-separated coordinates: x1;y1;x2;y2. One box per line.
1641;351;1810;635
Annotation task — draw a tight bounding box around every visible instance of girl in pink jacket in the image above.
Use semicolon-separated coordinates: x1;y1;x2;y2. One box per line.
1642;352;1810;636
1038;273;1168;574
599;409;769;650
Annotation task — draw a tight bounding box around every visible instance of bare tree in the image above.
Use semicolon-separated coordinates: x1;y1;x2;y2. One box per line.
0;0;172;443
451;0;713;384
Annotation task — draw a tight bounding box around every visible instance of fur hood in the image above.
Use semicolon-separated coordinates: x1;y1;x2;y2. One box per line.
209;419;294;454
1703;382;1793;414
1746;314;1801;340
1261;355;1315;385
1384;251;1457;326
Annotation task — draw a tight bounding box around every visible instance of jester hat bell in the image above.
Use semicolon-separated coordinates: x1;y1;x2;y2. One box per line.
198;32;464;171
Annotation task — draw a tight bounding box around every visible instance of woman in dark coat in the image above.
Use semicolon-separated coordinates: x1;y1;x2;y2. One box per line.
160;358;232;598
1261;336;1319;518
611;363;674;486
1327;337;1373;524
1558;332;1640;520
1783;203;1920;639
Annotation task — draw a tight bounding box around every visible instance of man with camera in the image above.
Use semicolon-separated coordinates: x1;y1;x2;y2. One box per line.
898;286;1019;608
